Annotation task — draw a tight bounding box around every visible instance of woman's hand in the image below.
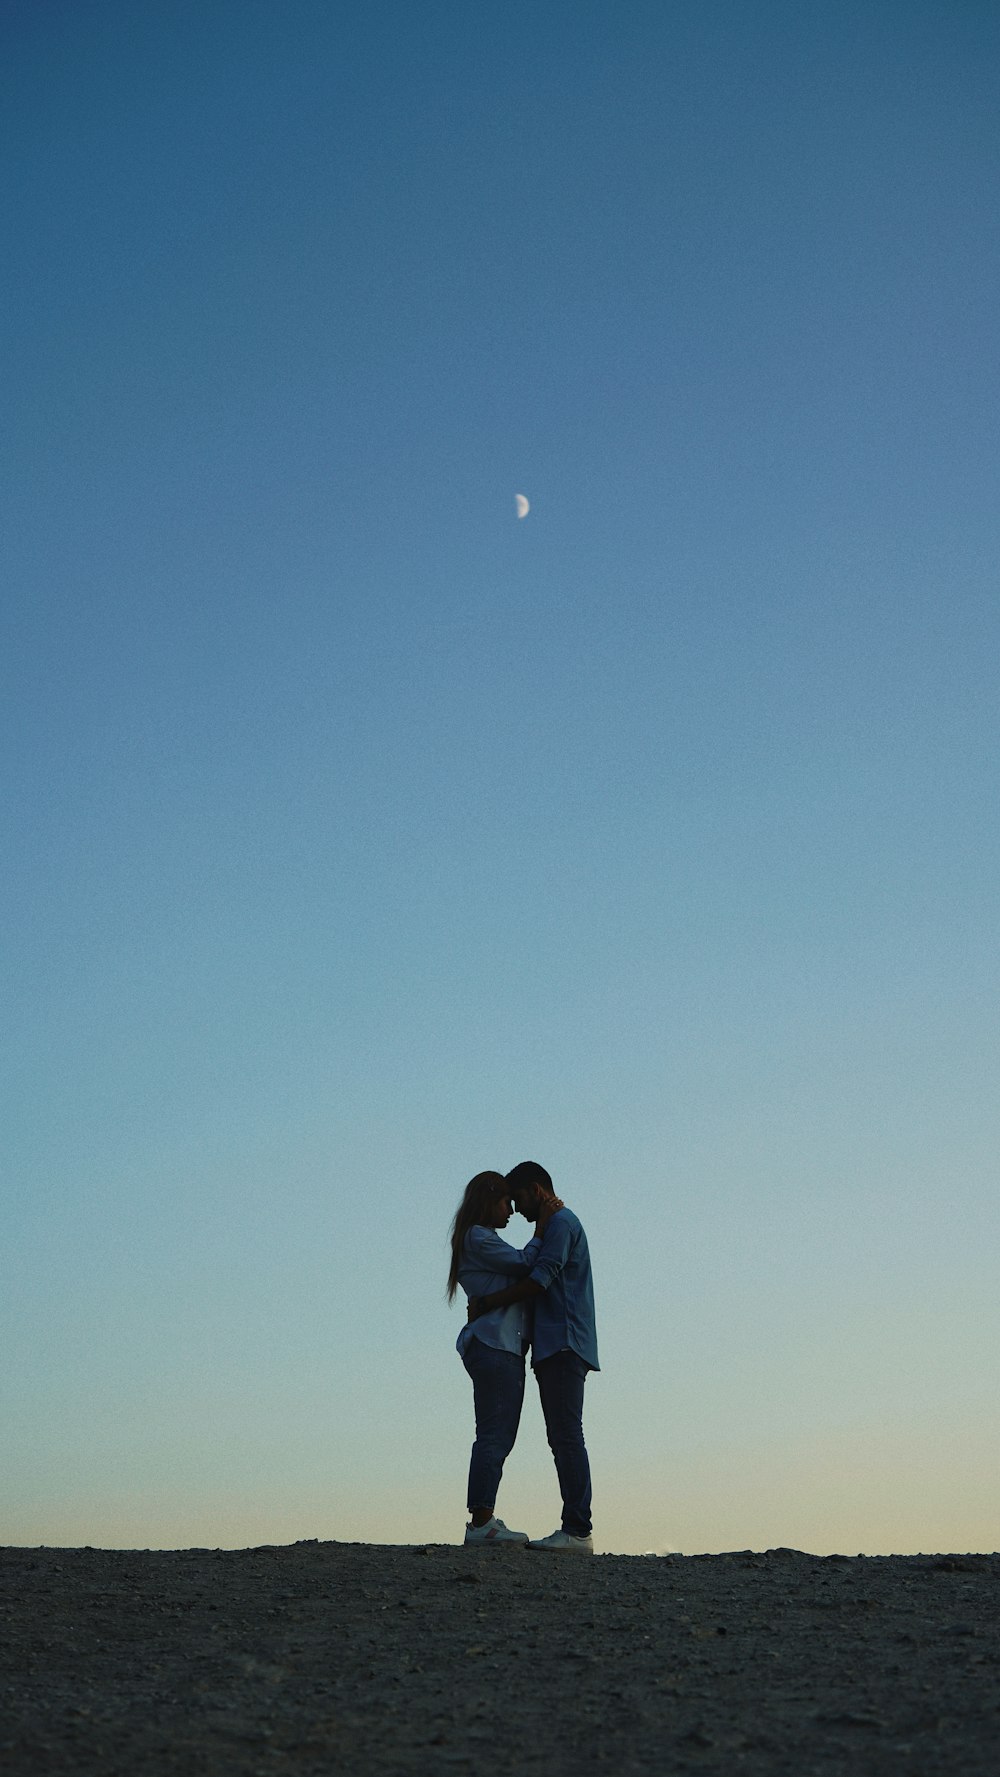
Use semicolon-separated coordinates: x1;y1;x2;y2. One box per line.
535;1195;565;1234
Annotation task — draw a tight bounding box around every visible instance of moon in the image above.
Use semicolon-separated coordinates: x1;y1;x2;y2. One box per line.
515;493;530;519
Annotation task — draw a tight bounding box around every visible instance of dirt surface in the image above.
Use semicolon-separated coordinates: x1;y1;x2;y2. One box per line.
2;1541;998;1774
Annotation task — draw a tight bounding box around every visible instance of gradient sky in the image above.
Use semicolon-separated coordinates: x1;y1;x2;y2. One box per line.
3;0;998;1555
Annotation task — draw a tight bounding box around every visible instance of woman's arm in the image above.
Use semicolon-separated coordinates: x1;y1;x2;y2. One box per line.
466;1205;567;1320
464;1225;541;1275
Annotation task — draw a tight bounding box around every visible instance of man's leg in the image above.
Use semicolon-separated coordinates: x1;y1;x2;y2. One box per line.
534;1350;592;1537
462;1341;526;1521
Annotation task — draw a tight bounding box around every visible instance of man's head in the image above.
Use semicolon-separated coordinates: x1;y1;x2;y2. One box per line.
505;1160;554;1220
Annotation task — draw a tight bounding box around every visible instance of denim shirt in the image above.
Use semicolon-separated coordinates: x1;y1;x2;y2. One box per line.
455;1225;541;1358
528;1207;599;1370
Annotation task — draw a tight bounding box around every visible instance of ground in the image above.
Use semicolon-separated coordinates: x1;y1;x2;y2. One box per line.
2;1542;998;1773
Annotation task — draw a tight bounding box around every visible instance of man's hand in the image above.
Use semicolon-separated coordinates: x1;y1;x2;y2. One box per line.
467;1296;490;1322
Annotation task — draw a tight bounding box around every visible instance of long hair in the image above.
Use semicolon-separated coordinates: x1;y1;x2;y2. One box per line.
447;1171;506;1303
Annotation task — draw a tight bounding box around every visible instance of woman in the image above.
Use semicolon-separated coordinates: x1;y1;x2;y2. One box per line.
447;1170;541;1545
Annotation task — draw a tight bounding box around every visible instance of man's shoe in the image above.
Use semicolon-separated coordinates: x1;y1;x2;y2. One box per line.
464;1516;529;1546
528;1528;594;1553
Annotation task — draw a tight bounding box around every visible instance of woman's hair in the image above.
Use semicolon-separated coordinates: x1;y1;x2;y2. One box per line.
447;1170;506;1303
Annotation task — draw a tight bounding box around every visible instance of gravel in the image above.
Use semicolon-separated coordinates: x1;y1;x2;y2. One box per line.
2;1541;998;1773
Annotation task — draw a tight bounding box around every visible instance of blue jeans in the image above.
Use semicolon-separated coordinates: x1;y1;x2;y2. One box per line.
534;1349;592;1537
462;1338;526;1513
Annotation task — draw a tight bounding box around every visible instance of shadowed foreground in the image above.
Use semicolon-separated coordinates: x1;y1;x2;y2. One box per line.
2;1542;998;1774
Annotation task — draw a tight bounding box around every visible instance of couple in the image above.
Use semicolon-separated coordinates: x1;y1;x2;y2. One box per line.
447;1160;599;1554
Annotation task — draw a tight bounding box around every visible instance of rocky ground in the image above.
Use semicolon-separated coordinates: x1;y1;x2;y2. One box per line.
2;1541;998;1774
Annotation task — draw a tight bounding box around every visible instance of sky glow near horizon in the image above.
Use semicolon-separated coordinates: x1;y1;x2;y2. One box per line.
3;0;999;1555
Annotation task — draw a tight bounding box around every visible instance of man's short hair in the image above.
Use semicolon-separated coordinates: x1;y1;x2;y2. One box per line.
505;1160;553;1195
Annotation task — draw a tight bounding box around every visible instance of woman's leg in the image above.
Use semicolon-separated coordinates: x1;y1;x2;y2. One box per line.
462;1340;526;1522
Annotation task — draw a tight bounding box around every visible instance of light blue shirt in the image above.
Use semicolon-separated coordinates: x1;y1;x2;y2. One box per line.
455;1225;541;1357
528;1208;600;1371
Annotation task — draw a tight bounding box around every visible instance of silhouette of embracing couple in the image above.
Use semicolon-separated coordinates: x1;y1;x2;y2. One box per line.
447;1162;599;1553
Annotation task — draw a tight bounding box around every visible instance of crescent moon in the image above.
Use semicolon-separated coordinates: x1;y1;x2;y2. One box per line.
515;493;530;519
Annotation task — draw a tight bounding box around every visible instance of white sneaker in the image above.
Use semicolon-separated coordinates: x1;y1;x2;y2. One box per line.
528;1528;594;1553
464;1516;529;1546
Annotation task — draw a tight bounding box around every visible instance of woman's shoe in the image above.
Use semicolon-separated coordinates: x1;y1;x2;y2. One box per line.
464;1516;529;1545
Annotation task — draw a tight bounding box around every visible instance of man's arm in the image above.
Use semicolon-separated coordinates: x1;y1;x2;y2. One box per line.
468;1276;545;1320
468;1208;571;1319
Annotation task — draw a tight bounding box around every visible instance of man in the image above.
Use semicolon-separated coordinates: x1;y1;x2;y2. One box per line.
468;1161;598;1553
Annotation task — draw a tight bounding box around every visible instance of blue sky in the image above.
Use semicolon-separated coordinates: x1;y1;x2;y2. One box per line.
3;0;998;1553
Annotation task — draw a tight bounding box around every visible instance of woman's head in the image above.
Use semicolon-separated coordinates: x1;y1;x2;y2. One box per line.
462;1170;511;1228
446;1170;510;1301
